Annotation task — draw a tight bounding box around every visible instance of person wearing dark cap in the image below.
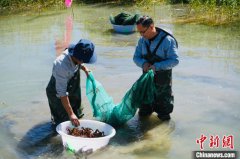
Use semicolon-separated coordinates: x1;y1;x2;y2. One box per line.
46;39;97;127
133;16;179;121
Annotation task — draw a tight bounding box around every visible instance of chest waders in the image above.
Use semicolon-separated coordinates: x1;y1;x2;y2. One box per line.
139;30;176;120
46;68;83;126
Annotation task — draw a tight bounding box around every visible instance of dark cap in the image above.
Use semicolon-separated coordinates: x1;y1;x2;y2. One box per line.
68;39;97;63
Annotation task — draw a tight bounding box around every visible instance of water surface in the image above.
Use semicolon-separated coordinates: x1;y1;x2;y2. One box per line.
0;4;239;159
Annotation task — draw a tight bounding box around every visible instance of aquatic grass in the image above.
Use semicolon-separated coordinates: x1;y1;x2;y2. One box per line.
0;0;65;15
186;0;240;25
0;0;239;25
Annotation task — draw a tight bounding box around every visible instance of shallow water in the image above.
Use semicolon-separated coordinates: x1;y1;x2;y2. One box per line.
0;4;240;159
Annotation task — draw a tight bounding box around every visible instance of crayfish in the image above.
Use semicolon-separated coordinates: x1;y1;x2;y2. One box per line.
66;127;105;138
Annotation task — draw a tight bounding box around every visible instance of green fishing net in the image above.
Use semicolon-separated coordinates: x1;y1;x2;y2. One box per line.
86;70;156;126
109;12;140;25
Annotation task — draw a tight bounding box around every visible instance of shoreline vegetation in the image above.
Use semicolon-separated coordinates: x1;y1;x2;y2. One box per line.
0;0;239;26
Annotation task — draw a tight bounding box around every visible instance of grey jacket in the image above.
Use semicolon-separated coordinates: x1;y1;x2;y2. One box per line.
52;50;79;97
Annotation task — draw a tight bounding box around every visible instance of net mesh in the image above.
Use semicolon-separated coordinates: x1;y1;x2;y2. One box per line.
86;70;155;126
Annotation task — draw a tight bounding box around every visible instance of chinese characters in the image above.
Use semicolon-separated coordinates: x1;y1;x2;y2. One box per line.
196;134;234;150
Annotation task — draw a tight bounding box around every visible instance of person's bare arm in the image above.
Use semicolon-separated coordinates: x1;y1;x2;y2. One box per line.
60;96;80;126
81;64;90;76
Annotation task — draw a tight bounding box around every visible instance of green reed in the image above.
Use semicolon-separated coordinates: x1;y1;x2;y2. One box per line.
1;0;239;25
188;0;240;25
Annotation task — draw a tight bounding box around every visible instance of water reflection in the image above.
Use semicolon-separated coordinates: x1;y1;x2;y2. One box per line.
0;120;23;159
55;15;73;57
17;122;62;158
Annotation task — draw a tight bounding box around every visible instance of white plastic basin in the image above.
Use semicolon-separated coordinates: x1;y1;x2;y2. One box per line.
56;119;116;152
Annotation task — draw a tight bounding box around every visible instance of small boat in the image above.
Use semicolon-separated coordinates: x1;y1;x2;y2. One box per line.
111;24;136;33
109;12;140;34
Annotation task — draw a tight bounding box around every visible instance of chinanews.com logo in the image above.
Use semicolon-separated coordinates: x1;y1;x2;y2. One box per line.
193;134;238;159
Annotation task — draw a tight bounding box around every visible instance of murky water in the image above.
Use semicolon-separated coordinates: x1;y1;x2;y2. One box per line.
0;4;239;159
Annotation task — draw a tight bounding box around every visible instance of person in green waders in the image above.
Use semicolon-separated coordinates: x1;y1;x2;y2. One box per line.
46;39;97;127
133;16;179;121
